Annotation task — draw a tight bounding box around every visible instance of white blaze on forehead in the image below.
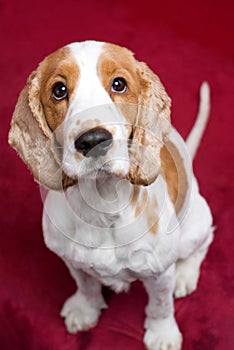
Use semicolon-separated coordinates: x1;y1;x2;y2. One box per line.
65;41;128;141
67;41;113;112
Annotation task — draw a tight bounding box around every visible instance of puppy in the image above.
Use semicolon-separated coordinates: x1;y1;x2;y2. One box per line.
9;41;213;350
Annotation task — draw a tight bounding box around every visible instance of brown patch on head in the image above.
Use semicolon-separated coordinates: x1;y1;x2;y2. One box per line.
97;43;172;189
8;52;77;191
97;43;139;125
160;141;188;214
100;51;171;187
35;47;79;131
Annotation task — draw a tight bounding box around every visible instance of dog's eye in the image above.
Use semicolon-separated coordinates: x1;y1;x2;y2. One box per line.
111;77;127;93
52;82;68;101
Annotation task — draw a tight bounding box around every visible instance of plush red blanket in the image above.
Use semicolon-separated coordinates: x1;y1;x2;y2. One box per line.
1;0;233;349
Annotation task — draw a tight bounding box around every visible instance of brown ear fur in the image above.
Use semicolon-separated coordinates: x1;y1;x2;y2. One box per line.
128;62;171;186
8;73;66;190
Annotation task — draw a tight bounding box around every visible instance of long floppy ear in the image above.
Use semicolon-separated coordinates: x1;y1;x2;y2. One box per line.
128;62;171;186
8;72;68;190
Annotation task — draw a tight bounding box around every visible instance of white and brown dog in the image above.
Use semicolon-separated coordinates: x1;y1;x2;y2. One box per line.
9;41;213;350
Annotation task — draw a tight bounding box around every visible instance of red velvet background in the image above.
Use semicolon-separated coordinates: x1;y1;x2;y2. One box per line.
1;0;234;349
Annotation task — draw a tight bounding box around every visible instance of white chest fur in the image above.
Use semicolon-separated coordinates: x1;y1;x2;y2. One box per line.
42;175;180;292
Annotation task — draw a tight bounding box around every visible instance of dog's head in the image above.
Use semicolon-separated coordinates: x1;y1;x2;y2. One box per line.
9;41;171;190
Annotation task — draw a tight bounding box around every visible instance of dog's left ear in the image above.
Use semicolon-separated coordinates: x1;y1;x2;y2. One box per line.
128;61;171;186
8;71;71;190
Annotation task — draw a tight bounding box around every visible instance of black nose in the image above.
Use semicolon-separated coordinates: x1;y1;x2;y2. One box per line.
74;128;113;157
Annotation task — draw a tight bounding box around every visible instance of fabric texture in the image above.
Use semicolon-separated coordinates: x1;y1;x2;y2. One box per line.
1;0;233;349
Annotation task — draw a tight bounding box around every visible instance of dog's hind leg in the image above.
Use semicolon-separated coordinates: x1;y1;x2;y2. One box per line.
174;226;214;299
173;175;214;299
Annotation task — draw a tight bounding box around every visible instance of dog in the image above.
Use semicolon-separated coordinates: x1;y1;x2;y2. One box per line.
9;41;214;350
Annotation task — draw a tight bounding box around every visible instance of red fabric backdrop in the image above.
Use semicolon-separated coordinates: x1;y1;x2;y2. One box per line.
1;0;234;349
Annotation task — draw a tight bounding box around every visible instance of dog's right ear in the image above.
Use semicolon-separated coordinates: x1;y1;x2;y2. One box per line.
128;61;171;186
8;72;65;190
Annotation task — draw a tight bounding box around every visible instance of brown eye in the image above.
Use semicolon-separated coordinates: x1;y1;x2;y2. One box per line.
111;77;127;93
52;82;68;101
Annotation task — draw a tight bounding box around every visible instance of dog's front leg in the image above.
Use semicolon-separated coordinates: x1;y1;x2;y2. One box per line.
60;261;107;333
142;264;182;350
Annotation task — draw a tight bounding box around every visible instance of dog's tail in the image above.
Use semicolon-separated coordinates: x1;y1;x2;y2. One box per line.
186;82;210;161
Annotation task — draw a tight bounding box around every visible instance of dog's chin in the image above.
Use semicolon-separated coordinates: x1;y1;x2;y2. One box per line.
80;167;128;183
63;164;128;183
62;154;131;185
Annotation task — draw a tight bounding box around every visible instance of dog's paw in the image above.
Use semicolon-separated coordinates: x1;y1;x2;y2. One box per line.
174;259;200;299
174;273;198;299
62;307;100;333
60;292;106;333
144;316;182;350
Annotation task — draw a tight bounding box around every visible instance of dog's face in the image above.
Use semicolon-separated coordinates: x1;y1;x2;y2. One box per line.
9;41;171;189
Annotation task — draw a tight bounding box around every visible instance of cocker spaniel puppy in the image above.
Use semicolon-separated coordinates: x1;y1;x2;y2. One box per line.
9;41;213;350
